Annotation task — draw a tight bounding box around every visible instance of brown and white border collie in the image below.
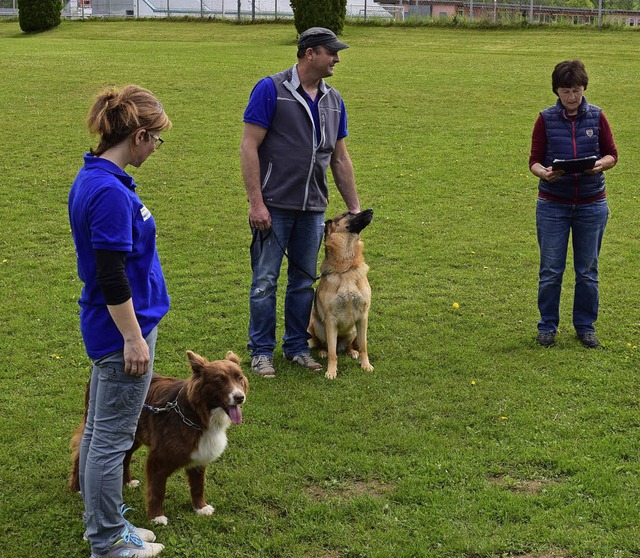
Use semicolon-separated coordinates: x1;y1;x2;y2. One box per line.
69;350;248;525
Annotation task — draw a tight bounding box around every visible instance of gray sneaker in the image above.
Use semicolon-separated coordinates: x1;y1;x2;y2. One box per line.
287;353;323;370
251;355;276;378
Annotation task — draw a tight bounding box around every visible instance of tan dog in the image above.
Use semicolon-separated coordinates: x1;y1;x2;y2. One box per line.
69;351;248;525
308;209;374;379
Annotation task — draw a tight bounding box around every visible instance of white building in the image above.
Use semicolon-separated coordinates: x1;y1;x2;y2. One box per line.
88;0;393;19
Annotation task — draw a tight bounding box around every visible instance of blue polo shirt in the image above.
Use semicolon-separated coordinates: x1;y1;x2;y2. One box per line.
243;77;349;143
68;154;170;359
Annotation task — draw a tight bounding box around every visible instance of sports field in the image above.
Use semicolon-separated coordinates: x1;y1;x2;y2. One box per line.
1;19;640;558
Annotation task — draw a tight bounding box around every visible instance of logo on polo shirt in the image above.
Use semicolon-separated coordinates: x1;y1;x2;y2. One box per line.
140;205;152;221
586;129;594;137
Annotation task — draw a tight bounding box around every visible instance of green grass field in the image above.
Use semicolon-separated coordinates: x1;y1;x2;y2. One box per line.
2;19;640;558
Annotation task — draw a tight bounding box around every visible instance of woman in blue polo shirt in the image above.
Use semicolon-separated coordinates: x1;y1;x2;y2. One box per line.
69;85;171;558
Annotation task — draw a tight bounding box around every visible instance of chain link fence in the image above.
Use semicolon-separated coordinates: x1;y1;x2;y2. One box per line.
0;0;396;19
1;0;638;27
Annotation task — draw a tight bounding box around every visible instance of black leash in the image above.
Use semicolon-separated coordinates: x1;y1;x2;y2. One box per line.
251;227;321;283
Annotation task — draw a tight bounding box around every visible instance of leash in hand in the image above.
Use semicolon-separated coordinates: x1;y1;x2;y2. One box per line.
251;227;320;283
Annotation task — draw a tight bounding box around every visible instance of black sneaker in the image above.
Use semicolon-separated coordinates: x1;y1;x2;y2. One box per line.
578;332;601;349
537;331;556;347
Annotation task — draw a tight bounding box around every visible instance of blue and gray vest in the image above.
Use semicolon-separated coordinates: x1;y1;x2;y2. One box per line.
257;66;344;212
539;97;605;203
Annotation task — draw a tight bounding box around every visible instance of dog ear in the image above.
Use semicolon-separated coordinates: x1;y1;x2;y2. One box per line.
225;351;241;364
186;350;207;374
324;219;332;237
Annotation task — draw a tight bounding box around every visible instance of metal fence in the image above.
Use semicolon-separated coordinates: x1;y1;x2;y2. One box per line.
0;1;400;20
1;0;639;27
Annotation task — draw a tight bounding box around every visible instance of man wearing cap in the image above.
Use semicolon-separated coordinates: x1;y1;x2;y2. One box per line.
240;27;363;378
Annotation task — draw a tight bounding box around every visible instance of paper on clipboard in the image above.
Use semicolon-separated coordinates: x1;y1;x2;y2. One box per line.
551;156;597;173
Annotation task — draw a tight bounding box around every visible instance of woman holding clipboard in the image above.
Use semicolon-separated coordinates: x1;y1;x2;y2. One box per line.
529;60;618;349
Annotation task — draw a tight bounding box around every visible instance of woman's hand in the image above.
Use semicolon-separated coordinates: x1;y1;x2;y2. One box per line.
532;163;564;182
106;298;150;376
585;159;604;174
585;155;616;175
123;336;150;377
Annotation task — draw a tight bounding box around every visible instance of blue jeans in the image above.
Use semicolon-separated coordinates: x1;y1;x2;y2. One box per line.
79;327;157;556
536;198;609;334
248;208;325;358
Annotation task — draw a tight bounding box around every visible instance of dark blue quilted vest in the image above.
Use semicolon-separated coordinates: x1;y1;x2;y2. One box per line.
539;97;605;203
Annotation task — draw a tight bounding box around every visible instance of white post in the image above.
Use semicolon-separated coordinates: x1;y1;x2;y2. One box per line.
597;0;602;28
529;0;534;23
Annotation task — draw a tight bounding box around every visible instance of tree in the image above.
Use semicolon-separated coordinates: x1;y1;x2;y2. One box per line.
19;0;62;33
290;0;348;36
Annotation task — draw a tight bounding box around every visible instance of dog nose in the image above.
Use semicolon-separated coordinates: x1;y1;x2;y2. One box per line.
233;392;245;405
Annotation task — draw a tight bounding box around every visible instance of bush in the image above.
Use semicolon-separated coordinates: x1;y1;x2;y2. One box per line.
290;0;347;36
19;0;61;33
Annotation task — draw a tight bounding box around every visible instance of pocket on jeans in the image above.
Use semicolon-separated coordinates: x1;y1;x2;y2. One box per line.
101;368;147;433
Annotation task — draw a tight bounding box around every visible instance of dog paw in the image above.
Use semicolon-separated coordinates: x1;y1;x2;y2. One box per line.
195;505;215;516
126;479;141;489
347;350;359;360
325;369;337;380
151;516;168;526
361;363;374;372
318;350;328;359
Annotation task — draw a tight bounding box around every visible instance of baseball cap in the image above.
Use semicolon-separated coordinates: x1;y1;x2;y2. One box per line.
298;27;349;52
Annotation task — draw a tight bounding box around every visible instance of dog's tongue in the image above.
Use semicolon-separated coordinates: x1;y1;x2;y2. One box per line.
228;405;242;425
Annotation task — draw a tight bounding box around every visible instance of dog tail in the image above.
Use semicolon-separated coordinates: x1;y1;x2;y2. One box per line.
68;379;90;493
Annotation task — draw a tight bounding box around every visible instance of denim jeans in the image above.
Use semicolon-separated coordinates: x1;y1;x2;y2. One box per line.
536;198;609;334
248;208;325;358
79;327;157;556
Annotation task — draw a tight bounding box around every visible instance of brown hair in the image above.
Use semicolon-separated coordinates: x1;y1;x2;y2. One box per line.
87;85;172;156
552;60;589;96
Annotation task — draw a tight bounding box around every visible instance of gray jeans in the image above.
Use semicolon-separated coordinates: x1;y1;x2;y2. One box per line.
79;327;157;555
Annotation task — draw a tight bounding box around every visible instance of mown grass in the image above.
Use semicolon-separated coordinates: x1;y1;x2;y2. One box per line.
2;19;640;558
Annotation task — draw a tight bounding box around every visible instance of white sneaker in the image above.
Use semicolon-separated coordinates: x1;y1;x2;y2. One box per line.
92;532;164;557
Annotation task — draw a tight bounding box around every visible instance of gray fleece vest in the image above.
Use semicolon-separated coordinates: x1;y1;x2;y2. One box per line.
258;66;344;212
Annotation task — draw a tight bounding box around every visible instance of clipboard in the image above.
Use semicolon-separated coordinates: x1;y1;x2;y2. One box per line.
551;156;597;173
